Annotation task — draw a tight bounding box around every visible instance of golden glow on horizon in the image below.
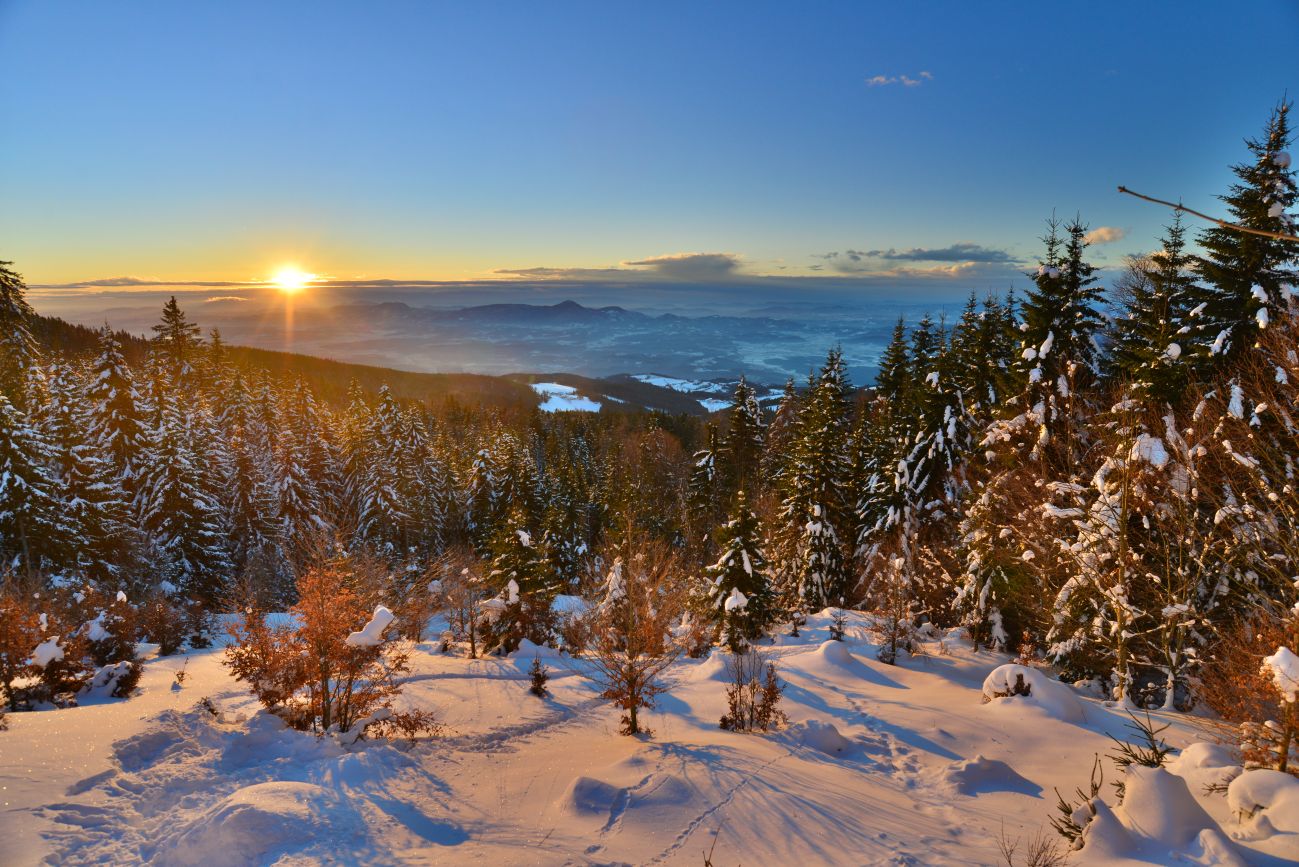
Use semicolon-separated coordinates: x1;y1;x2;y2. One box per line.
270;265;316;293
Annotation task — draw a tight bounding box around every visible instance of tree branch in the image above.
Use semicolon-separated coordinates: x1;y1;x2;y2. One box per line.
1117;186;1299;243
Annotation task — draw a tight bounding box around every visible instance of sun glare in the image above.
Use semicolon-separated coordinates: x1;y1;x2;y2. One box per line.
271;265;316;293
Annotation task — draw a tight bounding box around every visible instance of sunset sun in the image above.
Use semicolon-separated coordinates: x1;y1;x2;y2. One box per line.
271;265;316;293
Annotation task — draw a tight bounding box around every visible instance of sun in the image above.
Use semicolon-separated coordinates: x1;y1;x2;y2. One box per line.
270;265;316;293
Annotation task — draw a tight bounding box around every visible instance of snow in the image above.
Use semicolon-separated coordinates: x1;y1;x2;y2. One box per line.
30;636;64;668
630;374;731;395
530;382;602;413
1166;342;1182;359
1261;645;1299;701
981;663;1084;723
2;614;1294;866
1129;434;1169;469
698;398;730;412
1227;769;1299;835
344;605;394;647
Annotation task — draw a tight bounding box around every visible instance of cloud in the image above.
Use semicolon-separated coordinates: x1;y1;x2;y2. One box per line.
1084;226;1126;245
623;252;741;280
814;243;1019;273
866;70;933;88
33;276;247;289
203;295;248;303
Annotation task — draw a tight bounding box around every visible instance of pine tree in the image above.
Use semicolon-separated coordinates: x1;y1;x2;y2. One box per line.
85;327;146;491
722;377;765;497
0;261;43;413
1109;215;1199;405
686;423;724;551
1192;100;1298;367
137;387;233;605
0;394;69;575
63;437;133;584
150;296;203;383
701;491;776;650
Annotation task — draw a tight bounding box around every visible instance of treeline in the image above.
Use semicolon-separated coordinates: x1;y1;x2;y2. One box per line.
0;103;1295;747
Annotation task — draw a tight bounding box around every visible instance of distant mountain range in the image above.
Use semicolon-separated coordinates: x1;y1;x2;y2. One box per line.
202;298;894;383
45;297;958;412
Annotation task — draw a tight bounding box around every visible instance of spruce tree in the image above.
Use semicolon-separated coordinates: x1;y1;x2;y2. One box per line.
722;377;765;497
1109;215;1198;405
0;261;43;412
150;296;203;382
136;387;233;605
1192;100;1298;366
0;393;69;575
701;491;776;650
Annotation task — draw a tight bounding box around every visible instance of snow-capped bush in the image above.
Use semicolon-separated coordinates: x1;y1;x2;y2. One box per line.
982;664;1084;723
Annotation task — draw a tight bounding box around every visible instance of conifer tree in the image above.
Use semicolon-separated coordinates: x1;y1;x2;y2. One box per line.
0;393;69;575
150;296;203;382
1192;100;1298;366
701;490;776;650
137;387;233;605
722;377;765;497
85;326;146;489
0;261;43;412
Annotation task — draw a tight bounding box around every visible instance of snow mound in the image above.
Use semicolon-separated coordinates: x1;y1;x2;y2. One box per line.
811;639;868;673
1227;769;1299;836
789;719;853;756
561;775;622;817
1167;742;1241;795
688;651;734;682
940;755;1040;796
1117;766;1218;847
157;781;366;867
980;664;1084;723
509;638;564;660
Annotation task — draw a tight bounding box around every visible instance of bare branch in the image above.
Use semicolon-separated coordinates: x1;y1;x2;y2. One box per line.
1117;186;1299;243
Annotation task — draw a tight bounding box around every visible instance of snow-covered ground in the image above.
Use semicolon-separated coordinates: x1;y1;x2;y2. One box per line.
2;613;1296;865
630;374;733;395
531;382;602;413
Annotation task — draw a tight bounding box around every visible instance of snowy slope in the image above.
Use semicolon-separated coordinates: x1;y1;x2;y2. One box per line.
2;613;1295;865
530;382;602;413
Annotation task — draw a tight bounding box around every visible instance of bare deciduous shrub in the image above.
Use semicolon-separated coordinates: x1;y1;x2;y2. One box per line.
718;650;786;733
1199;612;1299;774
439;548;489;658
224;551;436;740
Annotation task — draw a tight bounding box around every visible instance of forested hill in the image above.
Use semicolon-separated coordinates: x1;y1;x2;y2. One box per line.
29;312;575;411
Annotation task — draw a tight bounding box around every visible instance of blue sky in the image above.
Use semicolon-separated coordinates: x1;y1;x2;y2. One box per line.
1;0;1296;308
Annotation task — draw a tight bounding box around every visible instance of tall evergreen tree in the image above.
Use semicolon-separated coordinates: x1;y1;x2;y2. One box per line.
0;261;43;413
1192;100;1298;366
1109;215;1199;405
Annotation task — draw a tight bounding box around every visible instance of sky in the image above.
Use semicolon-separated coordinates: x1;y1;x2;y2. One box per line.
2;0;1296;314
